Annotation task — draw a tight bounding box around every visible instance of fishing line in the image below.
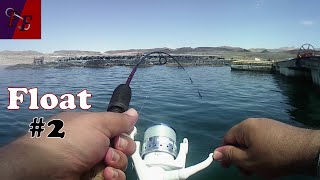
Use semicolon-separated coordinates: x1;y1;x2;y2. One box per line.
138;87;151;114
127;54;158;125
126;51;202;98
137;69;162;125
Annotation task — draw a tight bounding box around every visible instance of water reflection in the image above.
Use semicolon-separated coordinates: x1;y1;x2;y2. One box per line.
273;74;320;128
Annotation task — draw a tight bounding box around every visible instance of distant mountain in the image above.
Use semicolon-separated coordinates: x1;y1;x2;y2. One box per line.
249;48;267;53
52;50;102;56
105;46;250;55
284;49;299;54
172;47;194;54
192;46;250;53
0;50;43;56
284;47;320;54
249;47;299;53
261;49;270;53
104;48;172;55
277;47;297;51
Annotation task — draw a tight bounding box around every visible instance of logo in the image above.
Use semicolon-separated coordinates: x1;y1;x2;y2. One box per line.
5;8;31;31
0;0;41;39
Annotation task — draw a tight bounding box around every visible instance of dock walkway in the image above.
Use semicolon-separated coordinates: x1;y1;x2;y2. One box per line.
275;56;320;86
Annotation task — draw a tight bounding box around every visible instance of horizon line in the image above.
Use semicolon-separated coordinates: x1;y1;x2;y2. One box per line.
0;45;306;54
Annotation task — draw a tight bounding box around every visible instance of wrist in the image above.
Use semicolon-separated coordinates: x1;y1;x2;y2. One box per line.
0;137;63;180
0;142;25;180
288;129;320;177
305;129;320;177
317;149;320;177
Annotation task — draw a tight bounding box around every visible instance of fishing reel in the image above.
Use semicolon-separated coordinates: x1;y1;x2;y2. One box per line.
129;125;213;180
105;83;213;180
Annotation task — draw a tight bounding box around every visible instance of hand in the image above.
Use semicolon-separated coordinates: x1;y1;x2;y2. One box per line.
213;118;320;178
0;108;138;180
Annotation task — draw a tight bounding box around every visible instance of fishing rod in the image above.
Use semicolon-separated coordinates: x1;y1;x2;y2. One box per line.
107;51;202;113
91;52;212;180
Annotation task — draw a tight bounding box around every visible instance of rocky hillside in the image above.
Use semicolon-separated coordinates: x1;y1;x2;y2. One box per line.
104;46;250;55
51;50;102;56
0;50;43;56
104;48;171;55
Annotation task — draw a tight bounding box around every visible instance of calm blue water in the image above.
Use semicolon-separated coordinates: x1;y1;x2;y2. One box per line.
0;66;319;180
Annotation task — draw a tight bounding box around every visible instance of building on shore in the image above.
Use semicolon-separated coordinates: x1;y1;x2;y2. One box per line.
33;57;44;65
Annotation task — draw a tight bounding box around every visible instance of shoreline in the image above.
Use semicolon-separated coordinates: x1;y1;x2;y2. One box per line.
0;50;295;66
1;50;295;71
4;54;233;69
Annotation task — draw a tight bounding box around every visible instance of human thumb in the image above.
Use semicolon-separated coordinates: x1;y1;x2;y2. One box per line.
213;145;248;166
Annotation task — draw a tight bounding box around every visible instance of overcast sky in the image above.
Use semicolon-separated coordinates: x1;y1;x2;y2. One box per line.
0;0;319;52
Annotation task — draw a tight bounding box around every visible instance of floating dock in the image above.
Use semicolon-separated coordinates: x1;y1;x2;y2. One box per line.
231;56;320;86
231;60;274;72
274;56;320;86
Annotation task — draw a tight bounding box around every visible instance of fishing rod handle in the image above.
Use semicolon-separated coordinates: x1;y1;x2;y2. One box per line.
107;84;132;113
88;84;132;180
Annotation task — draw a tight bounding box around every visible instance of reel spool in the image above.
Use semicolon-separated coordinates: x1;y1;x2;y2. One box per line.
130;125;213;180
142;125;178;161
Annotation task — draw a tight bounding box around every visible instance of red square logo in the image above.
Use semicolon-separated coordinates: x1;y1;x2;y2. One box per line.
0;0;41;39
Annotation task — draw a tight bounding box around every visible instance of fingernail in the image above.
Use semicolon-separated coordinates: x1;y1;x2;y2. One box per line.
111;149;120;162
213;150;223;161
111;169;118;178
124;108;138;117
124;108;138;125
118;136;128;149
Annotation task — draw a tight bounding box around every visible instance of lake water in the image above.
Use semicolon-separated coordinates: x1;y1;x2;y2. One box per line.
0;65;319;180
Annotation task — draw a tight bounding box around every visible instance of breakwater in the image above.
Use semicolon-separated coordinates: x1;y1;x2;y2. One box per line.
5;55;232;69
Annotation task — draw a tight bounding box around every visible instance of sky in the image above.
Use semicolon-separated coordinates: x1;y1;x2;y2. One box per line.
0;0;319;52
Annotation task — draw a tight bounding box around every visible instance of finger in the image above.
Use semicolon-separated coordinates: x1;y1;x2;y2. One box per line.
214;145;248;167
113;135;136;156
223;124;241;146
91;108;138;138
105;148;128;171
104;167;126;180
213;148;232;168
